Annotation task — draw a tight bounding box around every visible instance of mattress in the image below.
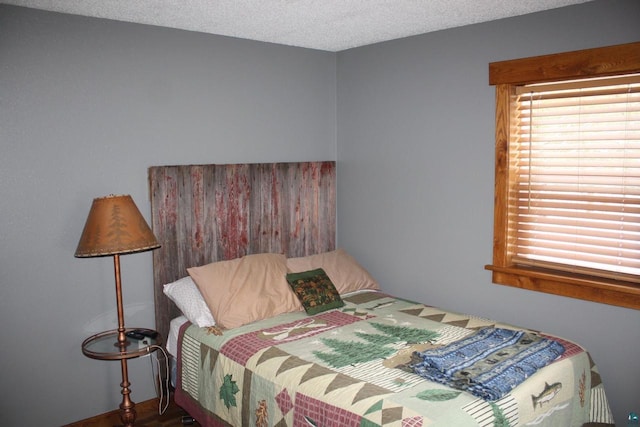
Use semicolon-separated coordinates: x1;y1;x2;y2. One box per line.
167;315;188;358
173;291;614;426
167;315;188;389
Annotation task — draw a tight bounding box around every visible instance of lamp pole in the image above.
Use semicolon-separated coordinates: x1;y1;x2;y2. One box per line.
113;253;136;426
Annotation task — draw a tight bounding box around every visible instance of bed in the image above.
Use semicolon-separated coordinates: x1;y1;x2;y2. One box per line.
149;161;614;427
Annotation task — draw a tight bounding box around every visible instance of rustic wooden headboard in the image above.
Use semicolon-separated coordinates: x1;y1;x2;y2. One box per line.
148;161;336;341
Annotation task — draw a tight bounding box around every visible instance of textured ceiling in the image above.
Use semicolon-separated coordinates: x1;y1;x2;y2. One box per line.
2;0;593;51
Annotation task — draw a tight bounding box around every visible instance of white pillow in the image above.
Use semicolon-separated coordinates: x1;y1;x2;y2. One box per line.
163;276;216;327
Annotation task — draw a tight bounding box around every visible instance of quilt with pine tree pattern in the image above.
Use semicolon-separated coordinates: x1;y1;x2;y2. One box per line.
174;291;613;427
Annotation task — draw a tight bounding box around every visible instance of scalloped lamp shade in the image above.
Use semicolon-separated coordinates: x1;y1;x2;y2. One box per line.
75;194;160;257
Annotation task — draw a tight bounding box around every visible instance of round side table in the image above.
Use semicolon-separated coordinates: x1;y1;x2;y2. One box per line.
82;328;161;427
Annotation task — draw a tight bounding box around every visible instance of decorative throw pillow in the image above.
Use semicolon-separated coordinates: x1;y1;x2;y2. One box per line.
286;248;380;294
187;253;302;329
163;276;216;327
286;268;345;315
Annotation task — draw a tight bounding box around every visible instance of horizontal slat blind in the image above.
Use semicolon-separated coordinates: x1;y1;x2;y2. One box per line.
510;74;640;282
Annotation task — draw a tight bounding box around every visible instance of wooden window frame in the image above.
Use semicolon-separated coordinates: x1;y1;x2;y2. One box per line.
485;42;640;310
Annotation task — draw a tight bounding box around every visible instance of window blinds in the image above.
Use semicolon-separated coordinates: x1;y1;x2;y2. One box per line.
511;74;640;282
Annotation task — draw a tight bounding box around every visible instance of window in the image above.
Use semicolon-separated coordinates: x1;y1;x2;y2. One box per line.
486;42;640;309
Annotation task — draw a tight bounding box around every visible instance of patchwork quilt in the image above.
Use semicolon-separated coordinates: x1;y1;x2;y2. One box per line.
174;291;614;426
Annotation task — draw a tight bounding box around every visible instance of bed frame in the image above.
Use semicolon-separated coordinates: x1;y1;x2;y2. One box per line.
148;161;336;342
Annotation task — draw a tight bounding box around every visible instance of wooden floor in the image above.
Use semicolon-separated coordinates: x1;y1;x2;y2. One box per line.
63;396;201;427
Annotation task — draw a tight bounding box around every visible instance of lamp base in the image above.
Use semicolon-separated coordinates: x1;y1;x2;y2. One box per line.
119;358;136;427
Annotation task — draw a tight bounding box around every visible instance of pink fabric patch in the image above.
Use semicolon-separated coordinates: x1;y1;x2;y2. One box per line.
276;388;293;416
403;416;424;426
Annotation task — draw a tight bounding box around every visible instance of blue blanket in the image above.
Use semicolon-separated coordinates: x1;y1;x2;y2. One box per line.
411;327;565;401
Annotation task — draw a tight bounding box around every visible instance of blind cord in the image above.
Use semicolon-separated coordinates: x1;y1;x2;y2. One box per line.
527;92;533;211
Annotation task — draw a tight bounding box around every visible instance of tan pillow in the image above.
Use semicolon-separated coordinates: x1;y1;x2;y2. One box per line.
188;253;302;329
286;248;379;294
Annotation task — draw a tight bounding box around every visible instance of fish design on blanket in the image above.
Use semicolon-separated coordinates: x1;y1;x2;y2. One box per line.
532;382;562;409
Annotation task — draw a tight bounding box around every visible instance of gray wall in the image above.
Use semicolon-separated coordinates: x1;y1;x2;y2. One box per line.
336;0;640;424
0;5;336;426
1;1;639;426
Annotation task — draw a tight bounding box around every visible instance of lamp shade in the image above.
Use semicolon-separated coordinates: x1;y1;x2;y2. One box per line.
75;194;160;257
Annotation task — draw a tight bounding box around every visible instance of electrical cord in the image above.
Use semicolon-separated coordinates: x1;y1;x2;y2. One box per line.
147;344;170;415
